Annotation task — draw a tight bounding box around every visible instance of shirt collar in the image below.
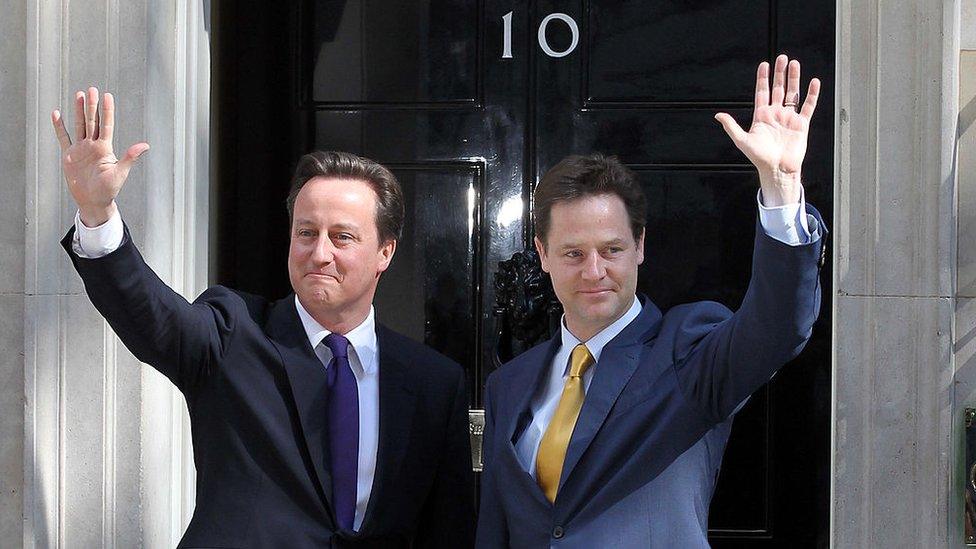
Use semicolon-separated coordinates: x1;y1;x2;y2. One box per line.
558;295;641;376
294;296;378;375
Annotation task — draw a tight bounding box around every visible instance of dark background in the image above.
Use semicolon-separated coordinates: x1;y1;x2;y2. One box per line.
212;2;834;545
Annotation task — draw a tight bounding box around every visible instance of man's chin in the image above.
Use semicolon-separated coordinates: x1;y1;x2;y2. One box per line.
299;288;341;307
576;301;628;325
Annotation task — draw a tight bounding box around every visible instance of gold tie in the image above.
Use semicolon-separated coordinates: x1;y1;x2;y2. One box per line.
536;344;595;503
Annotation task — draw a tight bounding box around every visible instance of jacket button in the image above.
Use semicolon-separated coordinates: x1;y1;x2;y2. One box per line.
552;526;564;539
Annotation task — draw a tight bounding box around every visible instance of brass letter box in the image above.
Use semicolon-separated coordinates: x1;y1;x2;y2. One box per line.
470;409;485;472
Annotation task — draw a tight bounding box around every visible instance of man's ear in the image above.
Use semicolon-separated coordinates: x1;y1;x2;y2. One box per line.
636;228;645;266
534;236;550;273
377;239;397;274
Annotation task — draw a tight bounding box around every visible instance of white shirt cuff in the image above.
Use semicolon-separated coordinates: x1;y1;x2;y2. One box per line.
756;187;811;246
72;208;124;258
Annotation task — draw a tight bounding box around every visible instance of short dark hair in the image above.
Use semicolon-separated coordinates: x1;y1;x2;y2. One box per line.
533;153;647;244
286;151;404;244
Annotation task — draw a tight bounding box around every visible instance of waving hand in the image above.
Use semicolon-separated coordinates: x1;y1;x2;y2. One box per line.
715;55;820;206
51;87;149;226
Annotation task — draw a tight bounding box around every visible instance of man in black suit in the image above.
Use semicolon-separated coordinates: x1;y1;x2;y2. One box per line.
51;88;475;547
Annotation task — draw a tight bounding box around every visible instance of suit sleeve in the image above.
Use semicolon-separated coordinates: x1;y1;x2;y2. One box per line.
414;366;477;548
475;377;509;549
61;224;238;393
673;204;827;422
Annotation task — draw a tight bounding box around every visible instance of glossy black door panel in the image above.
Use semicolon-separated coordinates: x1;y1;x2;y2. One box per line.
215;0;832;545
313;110;513;162
710;389;771;533
311;0;480;105
636;169;758;309
536;108;760;168
373;165;483;385
585;1;770;104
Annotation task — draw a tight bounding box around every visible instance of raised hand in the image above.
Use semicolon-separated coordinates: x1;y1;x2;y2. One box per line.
714;55;820;207
51;87;149;226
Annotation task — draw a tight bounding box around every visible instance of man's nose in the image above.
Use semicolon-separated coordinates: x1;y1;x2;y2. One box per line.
310;236;335;264
581;251;606;281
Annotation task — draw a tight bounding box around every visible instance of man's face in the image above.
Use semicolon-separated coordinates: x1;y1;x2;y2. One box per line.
288;177;395;323
535;193;644;340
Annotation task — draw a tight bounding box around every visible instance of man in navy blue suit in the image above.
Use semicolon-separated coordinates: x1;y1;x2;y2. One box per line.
476;54;827;547
51;90;474;547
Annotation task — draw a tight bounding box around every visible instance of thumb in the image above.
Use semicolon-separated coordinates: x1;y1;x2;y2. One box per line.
714;113;748;145
116;142;150;177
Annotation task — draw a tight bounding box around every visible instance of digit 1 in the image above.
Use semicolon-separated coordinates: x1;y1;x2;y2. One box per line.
502;11;513;59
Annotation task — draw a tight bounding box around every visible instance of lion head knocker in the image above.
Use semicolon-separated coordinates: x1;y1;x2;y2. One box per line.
493;249;562;367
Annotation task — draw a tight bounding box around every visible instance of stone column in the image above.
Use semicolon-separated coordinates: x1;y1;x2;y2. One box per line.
16;0;210;546
954;0;976;547
1;0;28;543
834;0;959;546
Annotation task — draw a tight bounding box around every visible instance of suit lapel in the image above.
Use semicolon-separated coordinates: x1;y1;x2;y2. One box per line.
492;336;561;508
505;335;561;449
357;325;417;534
266;296;334;517
557;297;663;496
499;428;551;509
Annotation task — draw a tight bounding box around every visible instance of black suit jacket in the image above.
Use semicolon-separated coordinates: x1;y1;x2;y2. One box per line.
62;226;476;548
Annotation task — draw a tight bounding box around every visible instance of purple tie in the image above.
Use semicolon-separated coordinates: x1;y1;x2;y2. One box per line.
322;333;359;531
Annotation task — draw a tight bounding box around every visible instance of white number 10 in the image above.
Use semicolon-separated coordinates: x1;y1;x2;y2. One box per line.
501;11;580;59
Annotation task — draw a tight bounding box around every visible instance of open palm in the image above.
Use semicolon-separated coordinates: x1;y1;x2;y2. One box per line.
52;88;149;225
715;55;820;205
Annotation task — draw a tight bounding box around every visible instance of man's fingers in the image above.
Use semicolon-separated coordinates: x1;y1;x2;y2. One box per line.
93;102;101;141
74;91;86;139
786;60;801;108
715;113;748;145
52;110;72;152
799;78;821;119
770;54;788;106
100;92;115;143
754;61;770;114
85;87;98;140
116;142;150;176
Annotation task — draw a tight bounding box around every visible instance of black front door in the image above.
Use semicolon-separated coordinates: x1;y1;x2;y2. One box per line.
214;2;833;545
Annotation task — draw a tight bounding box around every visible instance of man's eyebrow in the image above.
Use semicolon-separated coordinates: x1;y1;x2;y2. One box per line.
293;220;361;231
330;222;360;232
557;238;626;250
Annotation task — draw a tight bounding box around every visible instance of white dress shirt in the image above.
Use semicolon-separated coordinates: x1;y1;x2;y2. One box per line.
72;207;380;532
514;296;643;475
512;190;815;474
756;187;812;246
295;298;379;532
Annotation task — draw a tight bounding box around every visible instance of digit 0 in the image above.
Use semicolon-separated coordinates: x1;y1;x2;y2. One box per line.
501;11;580;59
538;13;579;58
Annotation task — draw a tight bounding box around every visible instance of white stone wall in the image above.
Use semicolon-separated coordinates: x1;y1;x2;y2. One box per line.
1;0;27;543
956;1;976;548
4;0;211;546
833;0;961;546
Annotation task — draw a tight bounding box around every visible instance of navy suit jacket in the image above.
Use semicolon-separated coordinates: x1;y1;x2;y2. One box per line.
476;207;826;548
62;226;476;548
